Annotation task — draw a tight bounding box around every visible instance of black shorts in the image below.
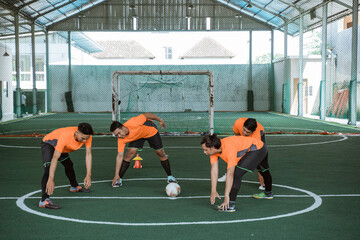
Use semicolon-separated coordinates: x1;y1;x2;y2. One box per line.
41;142;70;167
128;121;163;150
236;144;269;173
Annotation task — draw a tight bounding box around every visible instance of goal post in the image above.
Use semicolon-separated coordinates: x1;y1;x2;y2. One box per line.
112;70;214;134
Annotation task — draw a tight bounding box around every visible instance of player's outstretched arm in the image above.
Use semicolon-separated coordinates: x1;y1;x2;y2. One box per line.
84;147;92;189
46;150;61;195
143;112;165;128
210;162;221;204
219;166;235;210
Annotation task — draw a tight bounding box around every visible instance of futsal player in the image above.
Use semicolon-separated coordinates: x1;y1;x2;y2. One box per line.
201;133;273;212
219;118;267;190
39;123;94;209
110;112;177;187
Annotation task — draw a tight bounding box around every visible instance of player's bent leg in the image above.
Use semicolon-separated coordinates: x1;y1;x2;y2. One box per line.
253;170;273;199
60;158;91;193
154;148;167;160
61;157;79;188
112;148;139;187
156;149;177;183
41;164;51;201
217;167;248;213
124;148;138;161
112;161;130;188
258;172;265;190
259;170;272;192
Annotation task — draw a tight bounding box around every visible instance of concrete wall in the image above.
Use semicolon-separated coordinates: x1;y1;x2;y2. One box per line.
273;60;285;113
274;57;337;116
49;64;270;112
328;24;360;83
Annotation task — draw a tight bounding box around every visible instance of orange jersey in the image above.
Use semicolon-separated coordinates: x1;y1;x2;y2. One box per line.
233;118;265;141
117;114;158;152
210;136;264;169
42;127;92;153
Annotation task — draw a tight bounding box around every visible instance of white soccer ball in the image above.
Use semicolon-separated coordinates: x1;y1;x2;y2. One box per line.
165;182;181;197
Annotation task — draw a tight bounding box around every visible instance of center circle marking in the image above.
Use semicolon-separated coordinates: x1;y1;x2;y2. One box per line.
16;178;322;226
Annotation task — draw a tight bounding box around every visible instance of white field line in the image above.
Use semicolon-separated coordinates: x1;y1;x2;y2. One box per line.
2;194;360;200
0;134;350;149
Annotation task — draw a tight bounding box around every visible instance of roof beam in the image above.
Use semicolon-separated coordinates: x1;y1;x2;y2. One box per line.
0;0;45;31
213;0;281;27
17;0;39;10
34;0;78;20
46;0;107;28
277;0;332;29
241;0;287;22
44;0;69;19
333;0;352;9
276;0;302;12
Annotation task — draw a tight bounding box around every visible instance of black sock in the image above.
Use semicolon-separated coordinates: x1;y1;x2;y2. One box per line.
160;159;172;176
119;161;130;178
41;166;50;201
259;170;272;192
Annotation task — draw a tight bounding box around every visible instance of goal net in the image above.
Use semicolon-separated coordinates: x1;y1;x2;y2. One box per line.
112;70;214;134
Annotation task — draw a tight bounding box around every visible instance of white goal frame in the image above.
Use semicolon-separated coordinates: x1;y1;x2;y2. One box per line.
112;70;214;134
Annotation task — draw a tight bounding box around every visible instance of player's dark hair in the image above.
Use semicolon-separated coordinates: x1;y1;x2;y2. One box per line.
110;121;123;132
201;134;221;149
244;118;257;132
78;123;94;135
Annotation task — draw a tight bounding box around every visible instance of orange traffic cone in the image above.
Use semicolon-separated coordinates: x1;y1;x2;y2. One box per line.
133;154;143;168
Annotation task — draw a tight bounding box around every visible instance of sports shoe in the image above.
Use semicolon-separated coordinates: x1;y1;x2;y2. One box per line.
112;179;122;187
214;201;236;212
218;173;226;182
252;192;273;199
167;175;177;183
39;198;61;209
258;185;265;190
69;186;92;193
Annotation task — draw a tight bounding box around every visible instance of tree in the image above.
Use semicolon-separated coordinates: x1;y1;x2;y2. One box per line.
304;30;321;55
254;53;284;64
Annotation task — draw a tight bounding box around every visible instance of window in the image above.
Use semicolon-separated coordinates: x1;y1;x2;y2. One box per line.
163;47;172;59
132;17;138;30
20;55;31;72
206;17;211;30
343;15;360;30
21;74;31;81
12;54;45;82
36;74;45;81
305;86;313;97
12;58;15;70
35;55;45;71
309;86;313;96
3;81;8;97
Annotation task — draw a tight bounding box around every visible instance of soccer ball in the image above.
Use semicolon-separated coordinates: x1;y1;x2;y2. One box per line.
165;182;181;197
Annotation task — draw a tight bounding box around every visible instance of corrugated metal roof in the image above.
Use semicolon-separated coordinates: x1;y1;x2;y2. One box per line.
0;0;358;37
57;31;103;54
